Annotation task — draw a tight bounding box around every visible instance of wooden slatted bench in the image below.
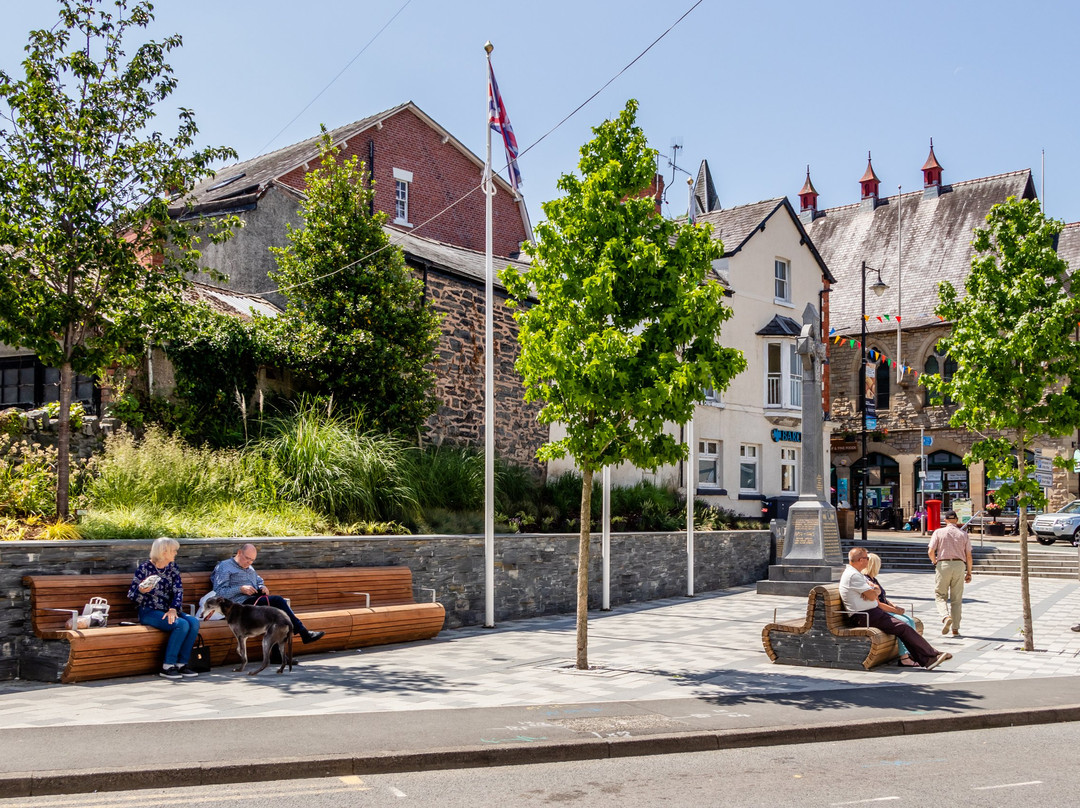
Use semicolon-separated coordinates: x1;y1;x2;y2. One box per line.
761;584;923;670
21;567;445;683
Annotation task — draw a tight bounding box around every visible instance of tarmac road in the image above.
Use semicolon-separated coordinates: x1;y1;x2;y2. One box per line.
2;722;1077;807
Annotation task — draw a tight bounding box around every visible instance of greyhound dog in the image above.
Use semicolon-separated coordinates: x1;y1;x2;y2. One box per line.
202;596;294;675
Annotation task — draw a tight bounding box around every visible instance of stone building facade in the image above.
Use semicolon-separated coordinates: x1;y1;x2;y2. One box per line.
800;147;1080;524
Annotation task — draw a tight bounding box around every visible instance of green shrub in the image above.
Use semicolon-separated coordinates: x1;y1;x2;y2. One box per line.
77;501;329;540
0;408;24;439
0;435;93;517
44;402;85;430
256;398;418;525
405;444;483;511
88;426;279;511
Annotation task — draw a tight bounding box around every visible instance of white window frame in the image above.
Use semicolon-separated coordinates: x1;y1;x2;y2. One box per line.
698;439;722;489
774;258;791;303
702;386;723;407
789;343;802;408
393;167;413;226
765;340;800;409
739;444;760;494
781;447;798;493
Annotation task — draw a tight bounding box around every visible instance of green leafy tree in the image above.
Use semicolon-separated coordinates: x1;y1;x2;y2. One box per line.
929;196;1080;651
269;132;441;435
500;100;746;669
0;0;236;516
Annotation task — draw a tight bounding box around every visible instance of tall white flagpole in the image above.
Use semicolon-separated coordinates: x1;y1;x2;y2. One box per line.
686;176;695;598
483;41;496;628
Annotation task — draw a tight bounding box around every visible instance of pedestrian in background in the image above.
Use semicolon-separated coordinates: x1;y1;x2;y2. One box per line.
927;509;972;637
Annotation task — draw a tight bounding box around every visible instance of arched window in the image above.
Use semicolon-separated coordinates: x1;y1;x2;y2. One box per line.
923;343;956;406
874;355;890;411
856;351;890;412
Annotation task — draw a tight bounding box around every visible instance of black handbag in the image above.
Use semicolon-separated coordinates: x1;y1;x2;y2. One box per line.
189;634;212;673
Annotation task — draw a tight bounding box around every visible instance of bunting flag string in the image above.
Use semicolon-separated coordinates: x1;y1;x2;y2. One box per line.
827;327;919;379
861;311;945;323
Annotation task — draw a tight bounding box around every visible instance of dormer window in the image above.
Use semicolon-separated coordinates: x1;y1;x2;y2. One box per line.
393;168;413;226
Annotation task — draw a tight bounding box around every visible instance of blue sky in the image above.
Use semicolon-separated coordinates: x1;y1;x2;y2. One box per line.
3;0;1079;226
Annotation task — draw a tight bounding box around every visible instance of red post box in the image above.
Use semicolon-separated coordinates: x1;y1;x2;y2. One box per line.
926;499;943;531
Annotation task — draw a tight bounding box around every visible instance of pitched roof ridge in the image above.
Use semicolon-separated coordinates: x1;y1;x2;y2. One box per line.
813;169;1032;215
387;224;531;268
698;196;784;216
207;101;413;180
947;168;1031;187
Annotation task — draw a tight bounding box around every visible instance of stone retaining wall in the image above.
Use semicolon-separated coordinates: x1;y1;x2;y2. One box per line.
0;530;768;680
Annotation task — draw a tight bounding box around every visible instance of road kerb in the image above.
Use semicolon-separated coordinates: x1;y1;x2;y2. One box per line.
4;704;1080;798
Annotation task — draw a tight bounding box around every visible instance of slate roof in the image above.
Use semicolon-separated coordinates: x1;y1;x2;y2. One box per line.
693;159;720;216
695;197;835;283
172;101;516;214
1056;222;1080;276
756;314;802;337
390;227;530;288
182;282;282;320
804;169;1036;336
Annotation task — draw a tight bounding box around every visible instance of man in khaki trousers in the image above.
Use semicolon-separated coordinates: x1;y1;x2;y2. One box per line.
927;509;973;637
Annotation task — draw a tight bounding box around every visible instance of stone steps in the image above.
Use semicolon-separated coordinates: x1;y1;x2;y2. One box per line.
842;540;1080;580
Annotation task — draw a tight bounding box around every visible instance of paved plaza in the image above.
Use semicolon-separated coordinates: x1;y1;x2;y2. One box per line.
2;570;1080;730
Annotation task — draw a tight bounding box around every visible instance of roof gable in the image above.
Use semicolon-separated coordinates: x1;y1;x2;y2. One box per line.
178;101;518;210
696;197;835;283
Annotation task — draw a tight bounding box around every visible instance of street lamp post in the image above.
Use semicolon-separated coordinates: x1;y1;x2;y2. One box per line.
860;260;889;543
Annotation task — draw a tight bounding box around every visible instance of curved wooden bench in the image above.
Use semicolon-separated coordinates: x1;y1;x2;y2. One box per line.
22;567;445;683
761;584;923;670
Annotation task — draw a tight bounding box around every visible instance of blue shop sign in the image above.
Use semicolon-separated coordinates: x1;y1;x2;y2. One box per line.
771;428;801;443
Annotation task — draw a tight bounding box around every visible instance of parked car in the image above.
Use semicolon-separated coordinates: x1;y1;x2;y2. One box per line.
1030;500;1080;546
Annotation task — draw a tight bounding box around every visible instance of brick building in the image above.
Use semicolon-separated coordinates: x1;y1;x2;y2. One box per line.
800;145;1079;526
169;101;545;469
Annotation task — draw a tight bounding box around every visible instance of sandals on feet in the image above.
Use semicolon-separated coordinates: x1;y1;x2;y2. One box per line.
897;657;919;667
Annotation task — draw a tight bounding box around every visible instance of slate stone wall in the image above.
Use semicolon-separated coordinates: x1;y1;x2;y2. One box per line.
421;267;546;472
0;529;768;680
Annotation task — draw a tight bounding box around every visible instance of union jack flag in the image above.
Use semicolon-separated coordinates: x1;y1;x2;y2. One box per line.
487;61;522;191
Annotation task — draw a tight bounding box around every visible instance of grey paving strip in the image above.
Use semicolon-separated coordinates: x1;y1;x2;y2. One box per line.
6;573;1080;727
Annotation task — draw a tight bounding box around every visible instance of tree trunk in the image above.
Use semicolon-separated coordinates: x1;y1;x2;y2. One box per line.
55;360;74;518
576;468;593;670
1018;429;1034;651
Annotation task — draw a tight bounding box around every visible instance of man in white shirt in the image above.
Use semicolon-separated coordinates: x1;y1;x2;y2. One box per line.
840;547;951;670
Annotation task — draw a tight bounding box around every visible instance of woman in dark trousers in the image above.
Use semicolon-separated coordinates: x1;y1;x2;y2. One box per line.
128;537;201;680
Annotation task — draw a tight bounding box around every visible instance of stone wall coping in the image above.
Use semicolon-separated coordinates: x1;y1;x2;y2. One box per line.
3;529;768;551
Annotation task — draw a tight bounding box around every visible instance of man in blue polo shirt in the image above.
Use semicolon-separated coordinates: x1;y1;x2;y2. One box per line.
210;544;325;644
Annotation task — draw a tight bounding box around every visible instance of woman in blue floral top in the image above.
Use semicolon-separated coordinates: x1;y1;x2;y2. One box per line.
128;538;201;680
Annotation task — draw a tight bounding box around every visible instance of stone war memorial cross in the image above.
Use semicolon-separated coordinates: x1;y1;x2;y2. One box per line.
757;302;843;596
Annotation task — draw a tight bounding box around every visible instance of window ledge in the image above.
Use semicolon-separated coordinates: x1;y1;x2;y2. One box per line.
738;492;763;500
393;218;413;228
